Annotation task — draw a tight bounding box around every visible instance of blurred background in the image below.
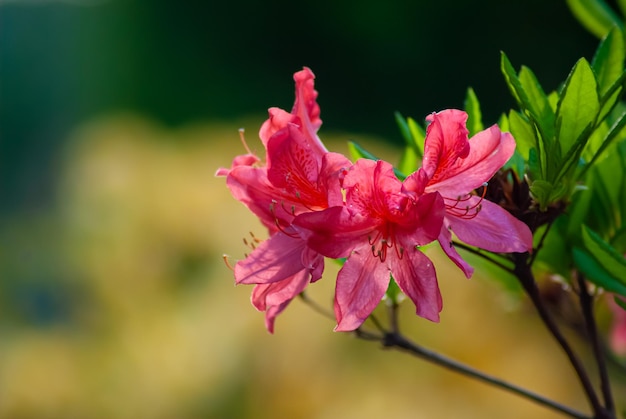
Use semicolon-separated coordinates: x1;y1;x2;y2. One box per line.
1;0;623;418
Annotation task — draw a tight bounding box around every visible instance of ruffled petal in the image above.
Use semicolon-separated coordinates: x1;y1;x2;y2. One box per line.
390;248;442;322
251;269;310;333
235;233;310;285
334;246;391;331
422;109;470;181
426;127;516;197
446;197;532;253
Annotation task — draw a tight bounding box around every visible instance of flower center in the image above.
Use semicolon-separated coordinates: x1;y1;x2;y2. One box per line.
368;224;404;262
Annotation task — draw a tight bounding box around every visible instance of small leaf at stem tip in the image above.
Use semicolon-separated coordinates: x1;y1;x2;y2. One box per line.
556;58;599;156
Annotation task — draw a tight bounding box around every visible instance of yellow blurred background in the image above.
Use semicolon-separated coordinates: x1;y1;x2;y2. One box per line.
0;114;617;418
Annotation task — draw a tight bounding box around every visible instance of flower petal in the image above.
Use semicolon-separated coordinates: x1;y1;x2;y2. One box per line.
235;233;313;284
334;246;391;331
251;269;310;333
390;248;442;322
422;109;470;181
294;206;375;259
446;197;533;253
426;126;516;197
437;224;474;278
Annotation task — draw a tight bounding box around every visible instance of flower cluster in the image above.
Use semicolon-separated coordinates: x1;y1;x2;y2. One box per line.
217;68;532;333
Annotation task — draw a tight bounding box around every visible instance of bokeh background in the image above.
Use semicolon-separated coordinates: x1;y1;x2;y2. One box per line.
1;0;624;418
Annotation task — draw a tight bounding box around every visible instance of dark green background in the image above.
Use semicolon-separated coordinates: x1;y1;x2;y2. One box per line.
1;0;598;215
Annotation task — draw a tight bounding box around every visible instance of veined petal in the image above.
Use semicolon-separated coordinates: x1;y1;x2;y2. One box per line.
390;248;442;322
422;109;470;181
426;127;516;197
437;224;474;278
334;246;391;331
319;152;351;207
235;233;310;284
446;197;532;253
294;206;376;259
259;107;293;146
397;191;445;246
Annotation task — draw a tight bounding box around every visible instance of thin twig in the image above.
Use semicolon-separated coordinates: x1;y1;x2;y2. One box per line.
298;291;336;321
576;273;615;417
513;253;604;417
378;331;591;419
529;219;555;267
452;241;515;273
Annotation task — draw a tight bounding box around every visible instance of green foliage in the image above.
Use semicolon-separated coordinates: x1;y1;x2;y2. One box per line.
500;48;626;210
464;87;484;136
566;0;623;38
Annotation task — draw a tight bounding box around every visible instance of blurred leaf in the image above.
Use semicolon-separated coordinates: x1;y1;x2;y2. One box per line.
591;26;625;96
398;145;419;177
395;111;412;146
582;225;626;284
407;117;426;158
464;87;483;136
573;247;626;296
566;0;623;38
615;295;626;310
612;226;626;252
619;0;626;17
555;58;599;158
535;217;572;278
348;141;379;161
394;112;424;159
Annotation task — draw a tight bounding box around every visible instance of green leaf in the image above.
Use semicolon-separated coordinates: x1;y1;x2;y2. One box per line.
556;58;599;155
573;247;626;296
397;145;419;177
395;111;412;146
529;180;567;210
501;52;532;111
582;225;626;283
508;110;537;161
519;66;556;144
347;141;379;161
464;87;484;136
591;26;625;96
581;109;626;176
566;0;623;39
407;117;425;158
614;295;626;310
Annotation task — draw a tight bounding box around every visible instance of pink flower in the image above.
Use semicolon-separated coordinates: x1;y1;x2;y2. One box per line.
608;295;626;357
405;109;533;278
295;159;445;331
217;68;350;332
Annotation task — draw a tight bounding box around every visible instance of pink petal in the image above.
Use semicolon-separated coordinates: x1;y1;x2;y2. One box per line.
426;126;516;197
235;233;312;284
390;248;442;322
446;197;533;253
294;206;375;259
397;191;445;247
318;152;352;207
291;67;327;155
422;109;470;181
437;224;474;278
334;246;391;331
259;107;293;146
251;269;310;334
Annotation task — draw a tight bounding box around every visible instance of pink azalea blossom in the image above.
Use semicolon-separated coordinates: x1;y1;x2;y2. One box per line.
405;109;533;278
217;68;350;332
295;159;445;331
608;295;626;357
